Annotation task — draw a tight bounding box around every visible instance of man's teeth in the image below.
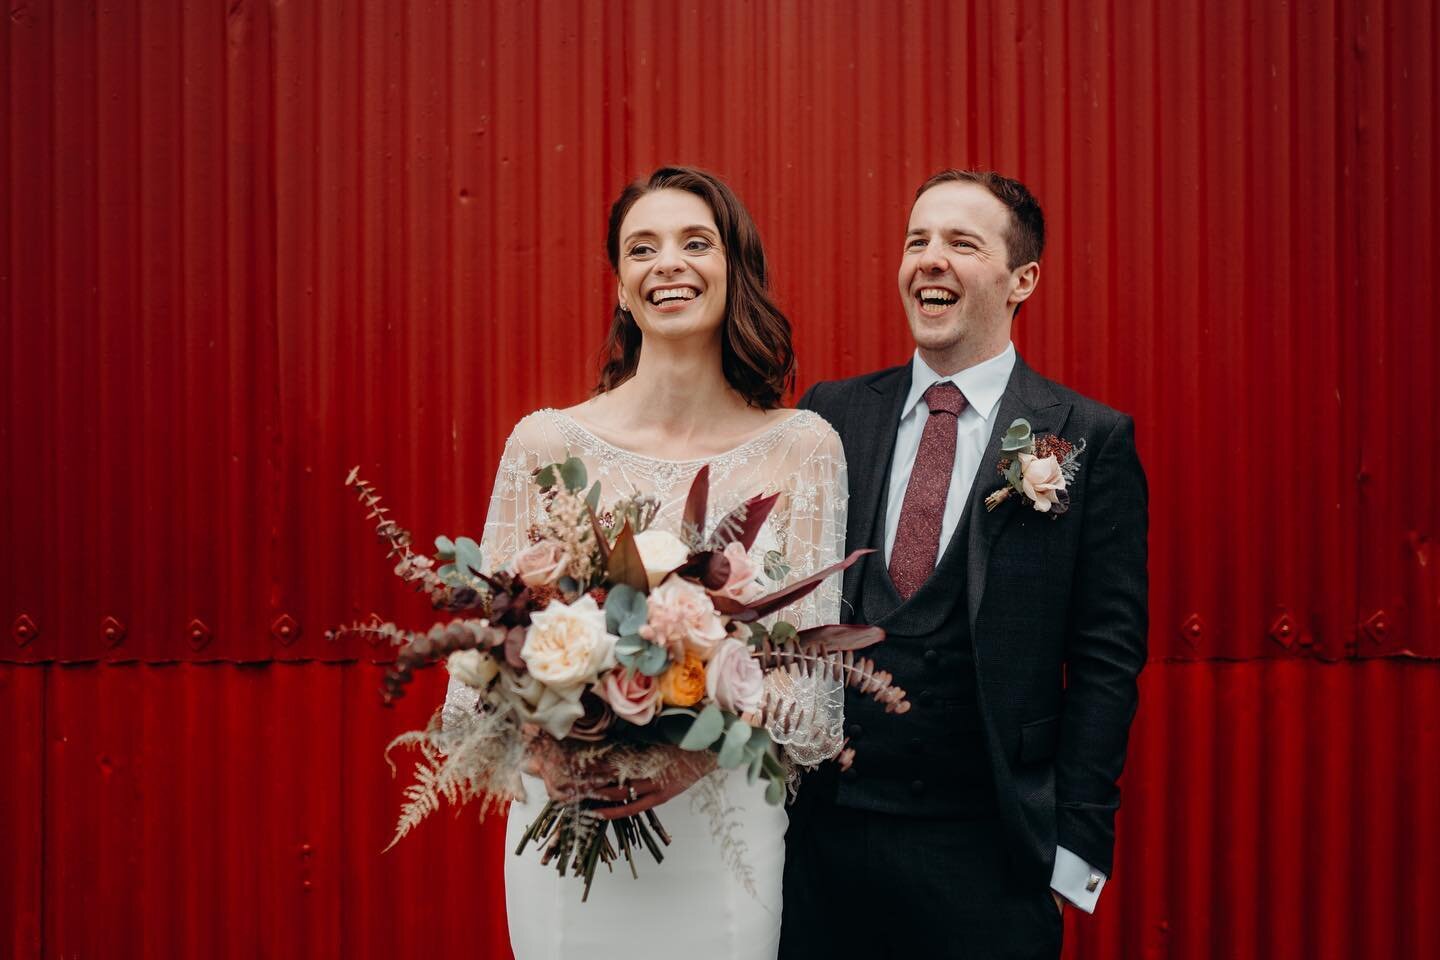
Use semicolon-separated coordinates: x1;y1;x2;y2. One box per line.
649;287;699;305
918;288;957;305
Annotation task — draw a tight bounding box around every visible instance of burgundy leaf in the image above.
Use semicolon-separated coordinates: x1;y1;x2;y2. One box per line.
608;521;650;593
676;550;732;591
714;549;872;622
504;625;527;669
683;464;711;543
587;504;612;565
710;491;781;552
796;624;886;652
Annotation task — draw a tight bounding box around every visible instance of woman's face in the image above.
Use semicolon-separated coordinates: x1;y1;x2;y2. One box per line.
615;188;727;342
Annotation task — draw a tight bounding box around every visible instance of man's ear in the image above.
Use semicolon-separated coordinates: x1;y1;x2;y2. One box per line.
1009;261;1040;307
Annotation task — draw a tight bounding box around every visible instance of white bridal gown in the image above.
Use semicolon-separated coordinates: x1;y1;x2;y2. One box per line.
444;408;848;960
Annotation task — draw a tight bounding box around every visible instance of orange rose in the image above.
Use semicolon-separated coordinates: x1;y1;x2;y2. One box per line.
659;654;707;707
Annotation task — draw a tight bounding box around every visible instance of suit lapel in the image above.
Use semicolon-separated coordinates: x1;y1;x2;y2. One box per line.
964;357;1072;635
841;365;911;610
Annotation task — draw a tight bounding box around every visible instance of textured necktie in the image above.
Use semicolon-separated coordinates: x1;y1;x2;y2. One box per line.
889;381;967;600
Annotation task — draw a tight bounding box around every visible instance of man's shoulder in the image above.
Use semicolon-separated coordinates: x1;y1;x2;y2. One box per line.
800;363;909;409
1023;364;1132;434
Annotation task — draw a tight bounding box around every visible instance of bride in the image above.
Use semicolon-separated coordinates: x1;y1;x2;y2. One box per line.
445;166;847;958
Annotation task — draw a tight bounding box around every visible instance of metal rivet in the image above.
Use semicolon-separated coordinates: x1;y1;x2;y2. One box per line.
102;616;127;646
1268;612;1297;650
13;614;38;647
187;618;213;650
271;614;299;645
1360;610;1389;644
1179;613;1204;647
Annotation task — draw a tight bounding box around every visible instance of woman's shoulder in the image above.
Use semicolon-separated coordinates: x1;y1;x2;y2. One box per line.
772;408;845;464
500;408;573;461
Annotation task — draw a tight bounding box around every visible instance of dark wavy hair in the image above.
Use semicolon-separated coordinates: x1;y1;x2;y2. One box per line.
596;166;794;409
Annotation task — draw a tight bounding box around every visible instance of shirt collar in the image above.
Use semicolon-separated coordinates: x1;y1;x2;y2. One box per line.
901;342;1017;424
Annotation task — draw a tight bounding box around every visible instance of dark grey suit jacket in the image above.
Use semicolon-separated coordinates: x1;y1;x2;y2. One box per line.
798;354;1148;881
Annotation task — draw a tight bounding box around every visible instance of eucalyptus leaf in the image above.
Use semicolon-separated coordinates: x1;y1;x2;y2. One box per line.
1001;418;1034;453
455;537;485;577
605;584;645;634
765;776;785;806
770;621;798;645
679;703;726;751
635;642;669;676
746;749;764;785
615;636;645;657
434;535;457;560
716;719;754;769
560;457;588;493
535;464;559;490
763;549;791;582
585;480;602;512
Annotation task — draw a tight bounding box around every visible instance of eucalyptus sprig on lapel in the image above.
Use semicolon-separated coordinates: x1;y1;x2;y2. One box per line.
983;418;1087;516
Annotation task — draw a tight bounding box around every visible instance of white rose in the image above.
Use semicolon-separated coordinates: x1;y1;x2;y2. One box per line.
520;595;617;697
446;649;499;689
632;528;690;588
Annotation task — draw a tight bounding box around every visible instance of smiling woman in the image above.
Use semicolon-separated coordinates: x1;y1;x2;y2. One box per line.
598;167;795;410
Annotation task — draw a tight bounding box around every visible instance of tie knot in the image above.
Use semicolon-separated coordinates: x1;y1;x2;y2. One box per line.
923;381;967;417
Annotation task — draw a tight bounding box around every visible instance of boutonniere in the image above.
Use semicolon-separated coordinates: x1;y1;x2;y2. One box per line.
984;419;1087;515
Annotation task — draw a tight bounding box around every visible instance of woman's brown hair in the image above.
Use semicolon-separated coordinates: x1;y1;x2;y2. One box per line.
597;166;794;409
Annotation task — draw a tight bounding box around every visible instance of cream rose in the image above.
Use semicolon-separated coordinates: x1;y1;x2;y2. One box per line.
446;648;499;689
632;528;690;588
641;576;727;661
520;595;617;697
710;541;767;604
500;665;587;739
512;541;571;586
1018;453;1066;512
598;667;664;725
705;637;764;714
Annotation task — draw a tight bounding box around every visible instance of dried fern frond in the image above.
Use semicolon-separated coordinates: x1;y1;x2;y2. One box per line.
345;466;485;611
752;638;911;715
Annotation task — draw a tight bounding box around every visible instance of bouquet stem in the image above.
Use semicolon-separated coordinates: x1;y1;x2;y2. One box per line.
516;800;671;901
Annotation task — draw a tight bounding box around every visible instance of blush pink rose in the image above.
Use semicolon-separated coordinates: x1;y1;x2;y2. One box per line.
640;577;727;661
597;667;663;725
513;541;570;586
1017;453;1066;512
705;637;764;714
709;541;767;604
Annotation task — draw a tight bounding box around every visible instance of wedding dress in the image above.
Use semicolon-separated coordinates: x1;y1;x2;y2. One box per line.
443;407;848;960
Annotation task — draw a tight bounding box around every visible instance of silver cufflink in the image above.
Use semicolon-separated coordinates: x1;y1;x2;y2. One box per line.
1085;875;1100;893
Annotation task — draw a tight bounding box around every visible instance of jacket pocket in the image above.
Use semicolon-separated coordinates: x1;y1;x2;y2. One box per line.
1019;715;1060;764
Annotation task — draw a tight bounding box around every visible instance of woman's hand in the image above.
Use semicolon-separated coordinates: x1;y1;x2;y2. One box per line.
585;746;715;820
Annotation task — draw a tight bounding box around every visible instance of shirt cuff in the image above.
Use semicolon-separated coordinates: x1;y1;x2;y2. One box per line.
1050;845;1106;914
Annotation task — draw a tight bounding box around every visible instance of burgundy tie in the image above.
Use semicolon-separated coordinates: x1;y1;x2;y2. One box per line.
889;381;967;600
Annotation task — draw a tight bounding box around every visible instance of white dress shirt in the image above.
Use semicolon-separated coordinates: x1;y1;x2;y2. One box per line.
882;344;1108;913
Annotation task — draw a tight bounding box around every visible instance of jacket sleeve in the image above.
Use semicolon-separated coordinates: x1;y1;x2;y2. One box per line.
1055;413;1149;875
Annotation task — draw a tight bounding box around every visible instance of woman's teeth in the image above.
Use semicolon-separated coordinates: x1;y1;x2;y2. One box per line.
649;287;700;305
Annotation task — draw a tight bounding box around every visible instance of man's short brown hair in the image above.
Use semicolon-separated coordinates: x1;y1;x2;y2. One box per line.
914;170;1045;269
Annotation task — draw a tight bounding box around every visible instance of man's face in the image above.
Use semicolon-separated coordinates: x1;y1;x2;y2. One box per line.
897;181;1035;365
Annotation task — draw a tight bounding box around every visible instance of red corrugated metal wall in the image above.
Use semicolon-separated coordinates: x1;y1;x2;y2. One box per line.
3;0;1436;956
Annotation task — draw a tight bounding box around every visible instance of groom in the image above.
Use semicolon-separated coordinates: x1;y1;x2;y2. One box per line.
783;170;1148;959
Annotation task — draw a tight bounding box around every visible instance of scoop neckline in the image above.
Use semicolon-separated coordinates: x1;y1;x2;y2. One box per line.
544;407;807;466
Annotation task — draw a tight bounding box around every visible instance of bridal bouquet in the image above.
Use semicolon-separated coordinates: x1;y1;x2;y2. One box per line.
338;459;910;899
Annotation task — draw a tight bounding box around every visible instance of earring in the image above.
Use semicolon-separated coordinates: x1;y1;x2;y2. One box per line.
619;303;630;313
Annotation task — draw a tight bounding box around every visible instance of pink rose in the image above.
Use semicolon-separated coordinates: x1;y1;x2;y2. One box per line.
598;667;663;725
640;577;727;661
513;541;570;586
705;637;764;714
1017;453;1066;512
709;541;767;604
